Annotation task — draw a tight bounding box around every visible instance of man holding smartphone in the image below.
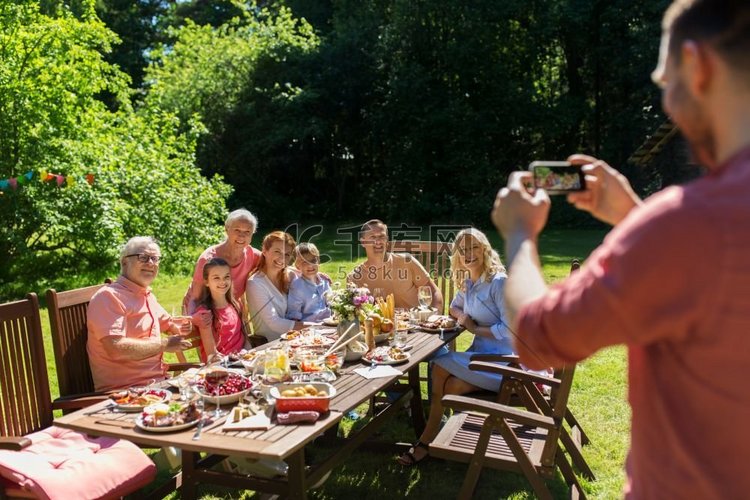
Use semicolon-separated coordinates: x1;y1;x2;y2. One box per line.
493;0;750;497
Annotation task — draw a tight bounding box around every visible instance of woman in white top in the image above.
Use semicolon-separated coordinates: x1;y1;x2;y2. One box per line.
246;231;315;341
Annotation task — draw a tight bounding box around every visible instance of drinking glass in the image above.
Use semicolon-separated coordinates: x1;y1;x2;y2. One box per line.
176;375;191;401
263;346;290;383
418;286;432;309
201;356;227;418
392;329;408;348
372;288;384;299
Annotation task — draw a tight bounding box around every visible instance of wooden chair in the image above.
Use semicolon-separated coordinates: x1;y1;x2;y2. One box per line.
429;362;587;499
464;260;591;450
0;294;156;498
466;356;594;481
389;240;456;313
46;281;198;405
46;280;111;405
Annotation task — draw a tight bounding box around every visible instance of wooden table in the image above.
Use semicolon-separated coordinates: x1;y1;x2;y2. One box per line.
54;328;461;499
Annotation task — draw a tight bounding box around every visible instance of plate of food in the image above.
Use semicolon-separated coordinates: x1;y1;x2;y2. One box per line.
285;333;336;349
194;369;253;405
227;349;262;370
109;388;171;412
418;315;460;333
364;346;410;365
280;329;304;341
135;401;202;433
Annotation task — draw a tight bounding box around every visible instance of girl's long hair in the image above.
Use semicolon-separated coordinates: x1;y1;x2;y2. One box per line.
197;258;246;335
450;228;506;292
250;231;296;294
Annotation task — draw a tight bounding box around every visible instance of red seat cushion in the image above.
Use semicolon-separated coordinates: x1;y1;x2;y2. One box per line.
0;426;156;500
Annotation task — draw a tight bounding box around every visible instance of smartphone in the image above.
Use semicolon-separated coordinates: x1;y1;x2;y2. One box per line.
529;161;586;194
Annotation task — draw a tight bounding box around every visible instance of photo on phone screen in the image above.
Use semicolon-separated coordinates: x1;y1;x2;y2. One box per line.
529;161;585;194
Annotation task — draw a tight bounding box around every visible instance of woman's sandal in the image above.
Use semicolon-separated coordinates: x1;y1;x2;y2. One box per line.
397;441;429;466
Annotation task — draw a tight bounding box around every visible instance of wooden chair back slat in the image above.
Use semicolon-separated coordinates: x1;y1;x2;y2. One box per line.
388;240;456;313
47;281;111;397
0;294;52;437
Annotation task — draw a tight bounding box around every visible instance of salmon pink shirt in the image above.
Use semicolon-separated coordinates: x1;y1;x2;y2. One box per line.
195;304;244;362
184;244;261;314
87;276;170;391
516;147;750;498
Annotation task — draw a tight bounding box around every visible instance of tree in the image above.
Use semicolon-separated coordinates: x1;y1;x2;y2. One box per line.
0;1;231;299
94;0;169;90
143;5;320;222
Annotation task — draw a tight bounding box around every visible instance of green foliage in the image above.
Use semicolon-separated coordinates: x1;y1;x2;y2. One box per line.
0;1;231;300
137;0;673;229
143;5;321;222
93;0;169;90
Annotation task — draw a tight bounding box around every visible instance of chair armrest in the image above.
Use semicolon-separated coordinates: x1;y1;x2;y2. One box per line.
52;394;109;411
469;353;520;364
0;437;32;451
441;394;556;429
167;362;202;373
469;361;561;388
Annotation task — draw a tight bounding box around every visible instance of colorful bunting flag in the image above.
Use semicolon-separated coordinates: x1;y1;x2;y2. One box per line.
0;170;95;192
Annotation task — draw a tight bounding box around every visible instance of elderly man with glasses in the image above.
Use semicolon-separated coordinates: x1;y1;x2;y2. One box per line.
87;236;192;391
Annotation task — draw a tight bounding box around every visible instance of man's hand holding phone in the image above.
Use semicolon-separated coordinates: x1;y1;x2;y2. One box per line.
566;154;642;226
492;171;551;244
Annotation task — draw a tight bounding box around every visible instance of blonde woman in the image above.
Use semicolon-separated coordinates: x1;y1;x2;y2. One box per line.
399;227;514;466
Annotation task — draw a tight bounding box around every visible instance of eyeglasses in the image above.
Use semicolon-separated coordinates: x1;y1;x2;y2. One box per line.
126;253;162;264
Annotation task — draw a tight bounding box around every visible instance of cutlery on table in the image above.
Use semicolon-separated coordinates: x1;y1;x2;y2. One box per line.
192;417;204;440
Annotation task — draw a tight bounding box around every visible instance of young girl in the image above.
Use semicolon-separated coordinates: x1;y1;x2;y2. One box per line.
194;257;248;362
286;243;332;322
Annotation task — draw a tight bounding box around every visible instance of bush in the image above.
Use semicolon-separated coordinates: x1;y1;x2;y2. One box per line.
0;1;231;300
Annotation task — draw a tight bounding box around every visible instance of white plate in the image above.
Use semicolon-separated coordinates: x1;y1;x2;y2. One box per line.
364;351;410;365
322;318;339;327
135;415;201;433
114;389;172;412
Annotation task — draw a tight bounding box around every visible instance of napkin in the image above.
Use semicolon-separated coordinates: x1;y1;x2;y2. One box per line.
353;365;403;379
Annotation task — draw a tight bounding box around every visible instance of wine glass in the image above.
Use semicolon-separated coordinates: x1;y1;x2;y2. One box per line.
373;288;384;299
418;286;432;309
202;354;227;419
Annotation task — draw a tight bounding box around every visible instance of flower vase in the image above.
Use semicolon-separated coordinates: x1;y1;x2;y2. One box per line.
337;318;360;340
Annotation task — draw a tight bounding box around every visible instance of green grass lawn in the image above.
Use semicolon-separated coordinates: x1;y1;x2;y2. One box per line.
37;227;628;499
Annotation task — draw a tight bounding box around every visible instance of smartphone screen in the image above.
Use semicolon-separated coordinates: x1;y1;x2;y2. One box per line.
529;161;585;194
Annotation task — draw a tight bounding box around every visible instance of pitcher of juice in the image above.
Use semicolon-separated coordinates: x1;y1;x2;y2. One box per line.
263;346;291;383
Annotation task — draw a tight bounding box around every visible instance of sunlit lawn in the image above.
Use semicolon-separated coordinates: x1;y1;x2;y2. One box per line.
37;227;628;499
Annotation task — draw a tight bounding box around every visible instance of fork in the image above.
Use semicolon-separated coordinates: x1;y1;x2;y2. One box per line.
192;399;205;440
83;402;116;416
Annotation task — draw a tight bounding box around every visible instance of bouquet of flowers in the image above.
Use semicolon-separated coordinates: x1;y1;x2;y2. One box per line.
326;283;374;322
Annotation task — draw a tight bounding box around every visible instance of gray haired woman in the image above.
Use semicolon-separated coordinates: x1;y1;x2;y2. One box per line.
183;209;261;315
